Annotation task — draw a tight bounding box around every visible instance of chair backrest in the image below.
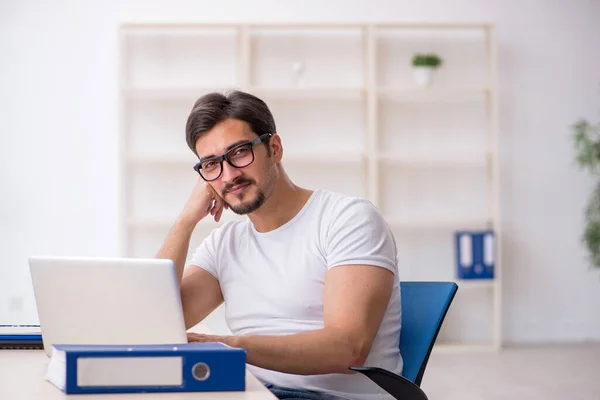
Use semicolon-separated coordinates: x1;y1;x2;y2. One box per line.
399;281;458;386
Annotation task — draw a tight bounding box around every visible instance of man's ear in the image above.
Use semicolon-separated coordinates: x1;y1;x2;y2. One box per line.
269;133;283;163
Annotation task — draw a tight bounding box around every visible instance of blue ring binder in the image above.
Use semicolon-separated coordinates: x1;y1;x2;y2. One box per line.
455;230;495;280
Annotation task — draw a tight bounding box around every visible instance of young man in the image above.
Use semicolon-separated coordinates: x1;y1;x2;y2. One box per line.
156;90;402;400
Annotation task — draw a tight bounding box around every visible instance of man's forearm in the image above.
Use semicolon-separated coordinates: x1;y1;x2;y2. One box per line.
156;217;197;282
223;328;365;375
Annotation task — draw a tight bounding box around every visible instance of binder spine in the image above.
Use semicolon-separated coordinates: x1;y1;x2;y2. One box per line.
455;230;495;280
63;348;246;394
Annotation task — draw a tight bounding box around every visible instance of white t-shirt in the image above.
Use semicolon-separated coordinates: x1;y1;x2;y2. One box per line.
188;189;402;400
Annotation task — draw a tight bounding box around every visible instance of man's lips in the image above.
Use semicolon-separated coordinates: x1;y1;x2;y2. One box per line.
228;182;251;194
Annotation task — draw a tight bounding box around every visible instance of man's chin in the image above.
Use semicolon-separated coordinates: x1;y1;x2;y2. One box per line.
229;201;257;215
227;194;266;215
229;207;250;215
229;207;248;215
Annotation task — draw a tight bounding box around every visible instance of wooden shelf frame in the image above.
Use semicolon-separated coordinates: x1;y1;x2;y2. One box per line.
118;22;502;351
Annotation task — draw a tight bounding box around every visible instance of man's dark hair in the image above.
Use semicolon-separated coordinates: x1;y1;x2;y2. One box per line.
185;90;277;156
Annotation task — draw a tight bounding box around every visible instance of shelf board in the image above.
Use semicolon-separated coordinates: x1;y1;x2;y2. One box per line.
122;87;232;100
377;86;490;101
249;87;365;99
128;153;364;166
378;151;489;167
248;23;366;30
119;88;490;105
387;217;491;230
128;216;244;229
455;279;497;289
120;24;240;33
120;22;492;31
284;153;365;164
432;342;499;354
122;86;366;101
375;22;493;30
128;153;197;165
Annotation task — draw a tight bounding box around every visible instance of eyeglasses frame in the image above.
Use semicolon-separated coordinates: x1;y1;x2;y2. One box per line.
193;133;273;182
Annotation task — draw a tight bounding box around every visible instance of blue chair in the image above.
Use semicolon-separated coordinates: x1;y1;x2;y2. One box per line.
350;281;458;400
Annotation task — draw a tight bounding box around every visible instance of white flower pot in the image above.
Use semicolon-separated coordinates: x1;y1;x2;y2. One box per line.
413;66;437;87
292;61;306;87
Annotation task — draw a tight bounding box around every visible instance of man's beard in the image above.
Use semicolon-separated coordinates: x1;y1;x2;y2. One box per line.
227;189;266;215
222;177;266;215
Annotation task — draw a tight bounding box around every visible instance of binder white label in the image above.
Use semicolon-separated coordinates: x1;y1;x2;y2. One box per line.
77;357;183;387
459;234;472;267
484;233;494;265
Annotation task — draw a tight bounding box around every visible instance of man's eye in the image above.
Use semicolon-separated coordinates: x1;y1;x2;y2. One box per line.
232;147;250;157
203;161;218;170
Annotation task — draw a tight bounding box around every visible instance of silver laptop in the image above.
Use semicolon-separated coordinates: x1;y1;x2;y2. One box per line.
29;256;188;356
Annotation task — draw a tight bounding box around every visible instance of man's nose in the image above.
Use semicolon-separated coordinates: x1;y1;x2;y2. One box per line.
221;161;243;182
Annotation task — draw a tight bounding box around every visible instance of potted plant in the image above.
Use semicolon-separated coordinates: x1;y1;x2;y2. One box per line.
411;53;443;87
572;118;600;269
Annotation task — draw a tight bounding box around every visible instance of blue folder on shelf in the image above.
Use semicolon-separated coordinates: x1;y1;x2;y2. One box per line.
46;342;247;394
455;230;495;279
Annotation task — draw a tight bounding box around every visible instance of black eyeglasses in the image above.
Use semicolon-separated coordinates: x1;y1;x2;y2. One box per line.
193;133;273;182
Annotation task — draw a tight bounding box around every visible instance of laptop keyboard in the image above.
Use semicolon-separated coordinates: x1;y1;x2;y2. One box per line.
0;341;44;350
0;325;43;350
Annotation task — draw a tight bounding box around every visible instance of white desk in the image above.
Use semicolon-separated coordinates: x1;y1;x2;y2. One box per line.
0;350;277;399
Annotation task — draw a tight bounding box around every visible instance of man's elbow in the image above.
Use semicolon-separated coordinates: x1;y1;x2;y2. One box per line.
340;340;371;373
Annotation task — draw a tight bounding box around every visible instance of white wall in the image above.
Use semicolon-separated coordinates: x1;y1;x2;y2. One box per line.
0;1;121;324
2;0;600;343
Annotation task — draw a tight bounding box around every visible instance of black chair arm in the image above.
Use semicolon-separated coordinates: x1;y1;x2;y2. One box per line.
349;366;428;400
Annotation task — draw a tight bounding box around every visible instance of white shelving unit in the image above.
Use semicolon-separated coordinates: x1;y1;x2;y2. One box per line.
118;22;502;351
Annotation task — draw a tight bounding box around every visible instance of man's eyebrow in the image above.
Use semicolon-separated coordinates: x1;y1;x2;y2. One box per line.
198;139;250;163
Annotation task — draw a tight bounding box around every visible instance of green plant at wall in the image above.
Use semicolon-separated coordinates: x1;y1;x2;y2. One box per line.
412;53;443;68
573;118;600;269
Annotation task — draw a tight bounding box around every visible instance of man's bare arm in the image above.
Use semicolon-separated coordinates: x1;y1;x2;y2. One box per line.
156;177;227;327
188;265;394;375
156;217;198;283
180;266;224;330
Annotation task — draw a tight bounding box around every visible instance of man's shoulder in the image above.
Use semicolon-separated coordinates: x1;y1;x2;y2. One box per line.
310;190;390;237
315;189;381;216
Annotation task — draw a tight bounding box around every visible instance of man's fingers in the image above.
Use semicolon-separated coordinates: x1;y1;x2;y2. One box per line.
187;333;198;342
213;195;227;215
207;185;226;208
215;204;224;222
187;332;205;342
210;199;221;217
205;184;227;218
187;333;220;343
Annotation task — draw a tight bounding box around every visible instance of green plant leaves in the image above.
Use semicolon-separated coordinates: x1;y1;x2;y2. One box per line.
412;53;443;68
583;182;600;269
573;118;600;269
573;119;600;175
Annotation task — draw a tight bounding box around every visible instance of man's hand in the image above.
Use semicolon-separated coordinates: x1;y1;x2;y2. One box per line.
187;332;218;342
179;177;228;225
187;332;235;346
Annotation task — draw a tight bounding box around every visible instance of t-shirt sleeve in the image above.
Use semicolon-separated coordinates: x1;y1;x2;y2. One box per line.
187;229;219;281
325;198;398;275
